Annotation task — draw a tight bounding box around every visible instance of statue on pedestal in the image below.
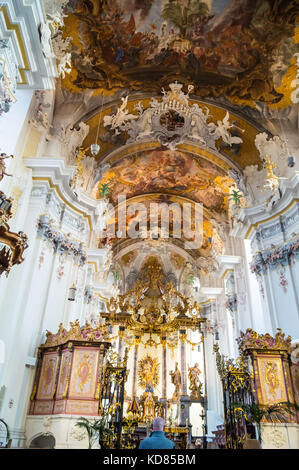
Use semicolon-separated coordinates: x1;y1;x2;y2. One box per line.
142;390;156;423
188;363;203;399
169;362;181;401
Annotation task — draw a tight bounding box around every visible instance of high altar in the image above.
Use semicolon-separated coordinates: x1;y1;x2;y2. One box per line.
106;261;206;434
1;0;299;451
29;260;207;443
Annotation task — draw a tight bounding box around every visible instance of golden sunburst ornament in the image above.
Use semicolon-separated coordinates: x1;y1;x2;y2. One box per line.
138;354;160;391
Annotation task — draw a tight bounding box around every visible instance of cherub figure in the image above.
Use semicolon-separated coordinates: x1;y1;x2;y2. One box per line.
0;153;13;181
209;112;244;146
103;96;137;135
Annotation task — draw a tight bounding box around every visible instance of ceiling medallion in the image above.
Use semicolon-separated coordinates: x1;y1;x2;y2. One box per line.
103;82;244;151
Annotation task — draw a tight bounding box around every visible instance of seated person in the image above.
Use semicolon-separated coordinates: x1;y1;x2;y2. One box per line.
139;417;175;449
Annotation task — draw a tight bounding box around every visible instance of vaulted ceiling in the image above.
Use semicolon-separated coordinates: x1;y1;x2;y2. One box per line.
56;0;298;277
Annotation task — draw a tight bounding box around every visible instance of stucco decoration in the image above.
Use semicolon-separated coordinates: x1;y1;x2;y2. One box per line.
103;82;243;151
40;0;72;78
250;236;299;277
37;215;87;265
29;91;53;130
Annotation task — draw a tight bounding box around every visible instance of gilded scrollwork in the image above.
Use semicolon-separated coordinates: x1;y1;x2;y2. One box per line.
42;319;111;347
105;262;205;337
237;328;292;353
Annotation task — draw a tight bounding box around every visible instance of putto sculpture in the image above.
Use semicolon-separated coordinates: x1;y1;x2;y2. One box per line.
0;152;13;181
103;82;244;151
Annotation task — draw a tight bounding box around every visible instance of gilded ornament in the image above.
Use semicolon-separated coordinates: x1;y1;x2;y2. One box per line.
138;355;160;391
237;328;292;353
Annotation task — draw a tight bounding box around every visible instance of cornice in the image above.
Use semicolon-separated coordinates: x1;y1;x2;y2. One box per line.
199;287;223;297
217;255;242;278
0;0;57;89
230;173;299;240
87;248;108;273
24;157;101;231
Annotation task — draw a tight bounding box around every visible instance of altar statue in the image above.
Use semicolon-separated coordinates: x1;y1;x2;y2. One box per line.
142;390;156;423
188;363;203;399
169;362;181;401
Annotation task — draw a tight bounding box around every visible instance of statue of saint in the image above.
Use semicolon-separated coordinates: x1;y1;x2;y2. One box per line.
188;363;203;399
142;390;156;423
169;362;181;401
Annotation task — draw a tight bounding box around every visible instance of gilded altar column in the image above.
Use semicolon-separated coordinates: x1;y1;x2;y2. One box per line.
128;335;141;413
180;330;188;395
160;337;168;420
179;329;190;426
117;326;125;365
161;337;167;398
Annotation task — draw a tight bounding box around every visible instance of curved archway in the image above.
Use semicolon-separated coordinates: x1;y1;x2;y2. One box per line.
29;433;56;449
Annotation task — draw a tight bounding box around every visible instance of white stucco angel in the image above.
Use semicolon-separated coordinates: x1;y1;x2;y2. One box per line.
47;11;66;33
104;96;137;135
40;22;54;59
209;112;244;146
57;52;72;78
291;53;299;104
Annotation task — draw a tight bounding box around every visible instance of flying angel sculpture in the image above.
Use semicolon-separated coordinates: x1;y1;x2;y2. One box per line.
209;112;244;146
103;96;137;135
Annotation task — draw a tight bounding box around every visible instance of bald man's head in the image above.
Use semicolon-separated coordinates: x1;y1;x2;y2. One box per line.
153;417;165;431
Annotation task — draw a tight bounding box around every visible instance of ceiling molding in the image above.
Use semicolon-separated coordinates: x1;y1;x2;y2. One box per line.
0;0;57;89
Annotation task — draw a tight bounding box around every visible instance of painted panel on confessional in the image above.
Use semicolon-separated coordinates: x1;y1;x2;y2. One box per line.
290;364;299;406
257;356;288;405
36;352;59;400
56;349;72;399
65;399;98;415
68;347;99;399
33;400;54;415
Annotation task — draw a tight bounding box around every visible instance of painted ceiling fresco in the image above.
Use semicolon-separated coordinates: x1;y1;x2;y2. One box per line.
64;0;298;106
121;250;138;266
98;149;233;210
56;1;298;270
99;192;224;259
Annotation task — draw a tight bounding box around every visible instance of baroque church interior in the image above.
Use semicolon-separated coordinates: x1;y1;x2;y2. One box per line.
0;0;299;450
